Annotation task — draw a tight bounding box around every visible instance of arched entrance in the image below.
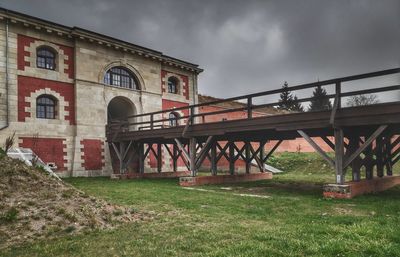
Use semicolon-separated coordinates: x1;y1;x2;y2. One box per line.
107;96;136;127
107;96;138;173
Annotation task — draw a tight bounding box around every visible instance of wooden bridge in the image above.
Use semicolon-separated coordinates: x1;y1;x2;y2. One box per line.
107;68;400;198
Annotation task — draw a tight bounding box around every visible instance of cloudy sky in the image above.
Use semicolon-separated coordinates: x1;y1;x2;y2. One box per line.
2;0;399;101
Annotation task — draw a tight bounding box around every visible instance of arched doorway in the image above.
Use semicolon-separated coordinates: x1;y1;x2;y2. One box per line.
107;96;138;173
107;96;136;127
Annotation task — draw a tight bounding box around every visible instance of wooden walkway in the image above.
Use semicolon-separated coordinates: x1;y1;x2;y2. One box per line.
107;68;400;187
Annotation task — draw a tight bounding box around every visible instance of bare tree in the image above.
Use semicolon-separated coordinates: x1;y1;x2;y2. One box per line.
347;94;379;107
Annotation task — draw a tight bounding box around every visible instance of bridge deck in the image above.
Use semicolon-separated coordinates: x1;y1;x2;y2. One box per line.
109;102;400;143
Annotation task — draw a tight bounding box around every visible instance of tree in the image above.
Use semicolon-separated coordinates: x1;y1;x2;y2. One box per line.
292;96;304;112
308;86;332;111
277;81;304;112
346;94;379;107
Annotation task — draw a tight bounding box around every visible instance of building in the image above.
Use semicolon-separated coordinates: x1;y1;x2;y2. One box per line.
0;8;202;177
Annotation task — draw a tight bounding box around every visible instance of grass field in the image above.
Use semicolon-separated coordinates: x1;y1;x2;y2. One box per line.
2;153;400;257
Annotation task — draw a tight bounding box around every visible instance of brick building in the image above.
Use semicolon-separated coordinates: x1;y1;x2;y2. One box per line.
0;8;202;177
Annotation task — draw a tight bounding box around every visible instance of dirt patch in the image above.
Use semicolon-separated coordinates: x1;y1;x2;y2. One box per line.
0;156;149;249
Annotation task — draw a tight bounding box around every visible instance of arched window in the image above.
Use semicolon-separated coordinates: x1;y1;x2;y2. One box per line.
169;112;179;127
37;47;56;70
167;77;179;94
104;66;139;90
36;95;57;119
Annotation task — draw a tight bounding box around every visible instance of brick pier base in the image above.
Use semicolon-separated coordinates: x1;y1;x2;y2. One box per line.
179;172;273;187
323;176;400;199
111;171;190;179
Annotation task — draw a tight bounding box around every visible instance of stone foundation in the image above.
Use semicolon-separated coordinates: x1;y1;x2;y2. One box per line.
111;171;190;179
323;176;400;199
179;172;273;187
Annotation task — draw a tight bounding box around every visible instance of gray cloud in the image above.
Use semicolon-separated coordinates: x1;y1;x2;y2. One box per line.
1;0;399;100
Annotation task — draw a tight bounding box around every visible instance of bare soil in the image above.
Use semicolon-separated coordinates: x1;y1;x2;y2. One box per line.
0;156;147;249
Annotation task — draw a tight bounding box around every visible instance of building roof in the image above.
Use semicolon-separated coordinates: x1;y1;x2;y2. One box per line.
198;94;284;115
0;7;203;74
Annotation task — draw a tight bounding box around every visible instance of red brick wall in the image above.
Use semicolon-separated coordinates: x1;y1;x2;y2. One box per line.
19;137;67;171
17;34;35;71
17;34;74;78
17;75;75;125
161;70;190;100
81;139;104;170
162;99;189;116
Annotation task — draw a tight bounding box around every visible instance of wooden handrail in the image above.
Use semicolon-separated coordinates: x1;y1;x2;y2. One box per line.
106;68;400;133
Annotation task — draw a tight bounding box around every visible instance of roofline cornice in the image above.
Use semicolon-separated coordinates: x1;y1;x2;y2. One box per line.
0;7;203;74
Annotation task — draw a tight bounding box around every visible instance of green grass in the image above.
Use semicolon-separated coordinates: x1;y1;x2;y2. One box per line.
2;153;400;257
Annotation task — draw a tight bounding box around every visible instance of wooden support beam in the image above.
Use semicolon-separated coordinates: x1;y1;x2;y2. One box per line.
157;143;162;173
348;136;361;182
364;142;373;179
343;125;388;169
211;141;217;175
175;139;190;163
321;136;335;151
189;137;197;176
195;136;214;170
376;135;384;177
385;136;393;176
245;141;251;174
249;143;264;172
260;141;266;172
216;142;229;161
263;140;283;163
138;143;144;174
298;130;335;167
173;143;178;172
195;136;214;168
334;128;345;184
229;142;235;175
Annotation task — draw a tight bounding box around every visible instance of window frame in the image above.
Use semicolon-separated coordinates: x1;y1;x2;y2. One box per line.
168;112;179;127
167;77;179;94
36;95;57;119
36;46;56;70
104;66;139;90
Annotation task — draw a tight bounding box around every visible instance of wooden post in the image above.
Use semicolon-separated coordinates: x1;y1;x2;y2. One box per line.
335;82;341;108
349;136;361;182
150;114;154;130
364;141;373;179
157;143;162;173
245;141;251;174
172;143;178;172
247;97;252;119
189;137;197;176
385;136;393;176
334;128;345;184
260;141;266;172
211;141;217;175
229;141;235;175
376;136;384;177
138;143;144;174
119;142;125;174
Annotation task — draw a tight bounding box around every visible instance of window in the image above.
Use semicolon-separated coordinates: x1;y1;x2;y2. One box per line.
169;112;179;127
167;77;179;94
104;66;139;90
36;95;56;119
37;47;56;70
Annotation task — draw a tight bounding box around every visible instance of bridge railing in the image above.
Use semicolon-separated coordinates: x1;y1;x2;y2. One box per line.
107;68;400;134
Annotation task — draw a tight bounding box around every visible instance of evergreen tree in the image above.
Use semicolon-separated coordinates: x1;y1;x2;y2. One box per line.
292;96;304;112
277;81;304;112
308;85;332;111
278;81;294;111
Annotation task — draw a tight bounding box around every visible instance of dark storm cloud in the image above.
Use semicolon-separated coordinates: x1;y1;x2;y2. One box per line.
2;0;399;100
